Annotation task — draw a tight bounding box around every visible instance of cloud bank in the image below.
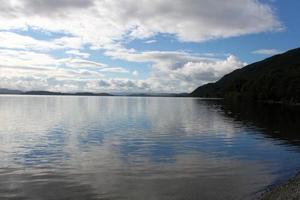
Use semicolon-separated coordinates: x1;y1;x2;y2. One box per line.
0;0;281;92
0;0;281;45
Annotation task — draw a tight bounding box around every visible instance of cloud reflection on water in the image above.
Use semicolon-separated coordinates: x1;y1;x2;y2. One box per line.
0;96;300;199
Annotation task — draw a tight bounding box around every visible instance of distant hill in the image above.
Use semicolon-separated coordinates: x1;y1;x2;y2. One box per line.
125;93;189;97
24;91;113;96
0;89;113;96
0;88;23;94
0;89;187;97
190;48;300;104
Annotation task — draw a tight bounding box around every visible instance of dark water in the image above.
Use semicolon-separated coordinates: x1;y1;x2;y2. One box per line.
0;96;300;200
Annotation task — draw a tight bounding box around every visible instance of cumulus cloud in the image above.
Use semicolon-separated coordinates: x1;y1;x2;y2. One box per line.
105;48;216;66
66;50;90;58
0;49;105;81
23;0;94;13
105;0;282;42
0;31;84;51
0;49;57;68
106;48;246;92
0;44;246;93
132;70;139;76
0;0;282;46
99;67;129;73
147;54;246;92
0;47;245;93
0;0;282;92
0;31;56;50
0;49;134;92
0;75;151;93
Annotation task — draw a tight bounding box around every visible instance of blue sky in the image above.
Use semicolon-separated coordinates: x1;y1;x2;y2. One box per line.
0;0;299;93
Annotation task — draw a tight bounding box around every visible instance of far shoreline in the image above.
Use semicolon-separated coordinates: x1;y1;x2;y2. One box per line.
1;93;300;106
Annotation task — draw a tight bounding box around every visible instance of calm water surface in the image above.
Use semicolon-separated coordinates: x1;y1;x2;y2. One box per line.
0;96;300;200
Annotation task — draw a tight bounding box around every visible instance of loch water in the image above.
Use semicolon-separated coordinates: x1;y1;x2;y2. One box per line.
0;96;300;200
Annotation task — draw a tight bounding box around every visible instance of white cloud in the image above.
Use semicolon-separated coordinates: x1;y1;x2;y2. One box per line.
53;36;84;50
0;46;246;92
252;49;282;55
105;48;246;92
58;58;107;68
0;0;282;92
57;58;130;74
0;49;134;92
0;0;282;47
66;50;90;58
0;49;105;81
0;31;58;50
23;0;95;13
0;76;151;93
0;31;85;51
144;40;156;44
99;67;129;73
105;48;217;65
132;70;139;76
0;49;57;68
147;54;246;92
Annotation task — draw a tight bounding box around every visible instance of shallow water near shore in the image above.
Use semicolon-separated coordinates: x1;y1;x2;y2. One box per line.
0;95;300;200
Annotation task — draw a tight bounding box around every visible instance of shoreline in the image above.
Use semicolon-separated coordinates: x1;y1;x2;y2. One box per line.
260;172;300;199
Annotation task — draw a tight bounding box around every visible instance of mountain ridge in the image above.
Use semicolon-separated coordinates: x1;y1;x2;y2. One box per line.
190;47;300;104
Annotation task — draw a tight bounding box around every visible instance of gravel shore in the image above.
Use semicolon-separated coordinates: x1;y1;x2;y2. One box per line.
260;173;300;200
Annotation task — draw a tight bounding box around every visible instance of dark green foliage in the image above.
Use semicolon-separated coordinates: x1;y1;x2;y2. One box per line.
190;48;300;103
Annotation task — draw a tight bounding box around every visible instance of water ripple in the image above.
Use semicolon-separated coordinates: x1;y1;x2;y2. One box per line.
0;96;300;199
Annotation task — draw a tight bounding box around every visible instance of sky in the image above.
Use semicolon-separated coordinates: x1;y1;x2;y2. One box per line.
0;0;299;93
